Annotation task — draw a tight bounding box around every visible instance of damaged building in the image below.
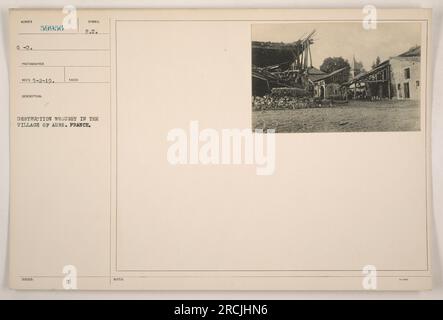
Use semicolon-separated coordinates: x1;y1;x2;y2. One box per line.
252;30;420;103
252;30;349;101
345;46;421;100
311;67;349;100
252;30;317;97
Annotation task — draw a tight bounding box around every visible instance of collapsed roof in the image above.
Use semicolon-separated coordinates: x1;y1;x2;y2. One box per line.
252;30;316;71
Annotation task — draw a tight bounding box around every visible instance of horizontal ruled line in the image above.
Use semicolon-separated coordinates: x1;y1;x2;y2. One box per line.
19;81;110;84
18;65;110;68
19;49;110;52
18;33;110;35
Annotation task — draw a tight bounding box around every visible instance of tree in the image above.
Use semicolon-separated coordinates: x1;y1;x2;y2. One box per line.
353;59;366;76
372;56;381;69
319;57;351;84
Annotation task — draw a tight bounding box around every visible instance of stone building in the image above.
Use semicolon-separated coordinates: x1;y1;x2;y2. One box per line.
389;46;421;100
312;66;349;100
345;46;420;100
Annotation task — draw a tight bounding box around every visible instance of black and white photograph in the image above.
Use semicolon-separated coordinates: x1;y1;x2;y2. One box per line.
252;23;422;133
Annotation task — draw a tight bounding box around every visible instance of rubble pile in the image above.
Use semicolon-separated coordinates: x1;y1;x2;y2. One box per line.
252;95;333;111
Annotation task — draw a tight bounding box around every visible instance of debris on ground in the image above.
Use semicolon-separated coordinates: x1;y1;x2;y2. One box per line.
252;95;347;111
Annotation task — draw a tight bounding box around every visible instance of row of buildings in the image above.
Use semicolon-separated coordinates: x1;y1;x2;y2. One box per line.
311;46;421;101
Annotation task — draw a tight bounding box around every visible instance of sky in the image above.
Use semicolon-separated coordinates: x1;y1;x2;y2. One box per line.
252;22;422;71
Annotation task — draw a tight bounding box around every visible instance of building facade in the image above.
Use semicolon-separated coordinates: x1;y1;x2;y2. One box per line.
345;46;420;101
389;55;420;100
312;66;349;100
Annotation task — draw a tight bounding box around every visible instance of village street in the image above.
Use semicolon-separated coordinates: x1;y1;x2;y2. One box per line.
252;99;420;133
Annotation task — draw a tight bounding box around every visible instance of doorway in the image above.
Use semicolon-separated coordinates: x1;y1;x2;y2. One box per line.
320;86;325;99
404;82;410;99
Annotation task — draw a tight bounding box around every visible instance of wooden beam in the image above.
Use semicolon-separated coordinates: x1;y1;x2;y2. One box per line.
388;65;391;99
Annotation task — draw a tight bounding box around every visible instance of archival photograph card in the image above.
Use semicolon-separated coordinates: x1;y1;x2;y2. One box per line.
8;8;432;290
